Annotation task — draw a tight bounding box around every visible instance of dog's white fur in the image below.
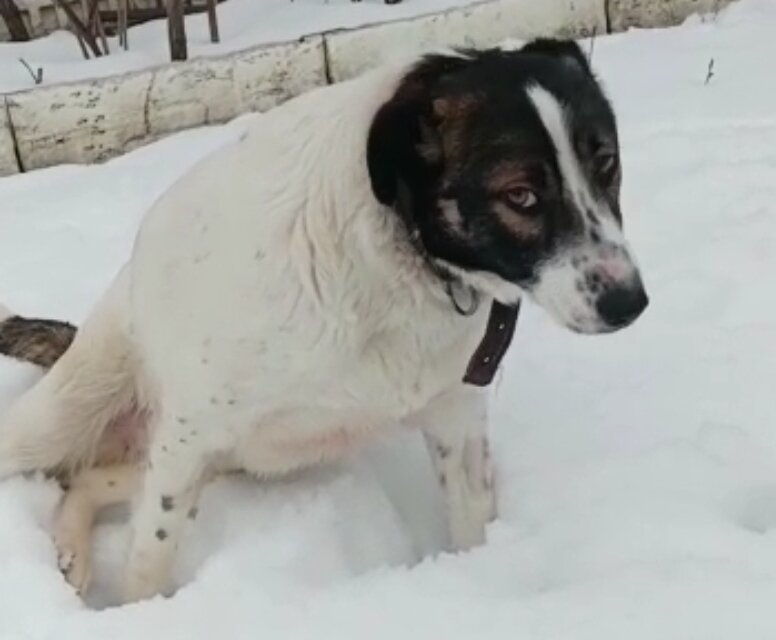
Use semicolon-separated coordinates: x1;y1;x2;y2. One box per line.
526;84;640;333
0;63;500;602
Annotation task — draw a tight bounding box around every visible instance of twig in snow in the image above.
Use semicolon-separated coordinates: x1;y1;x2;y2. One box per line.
18;58;43;85
705;58;715;85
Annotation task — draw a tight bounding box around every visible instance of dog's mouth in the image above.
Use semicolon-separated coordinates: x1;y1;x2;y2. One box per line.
525;251;649;335
438;256;649;336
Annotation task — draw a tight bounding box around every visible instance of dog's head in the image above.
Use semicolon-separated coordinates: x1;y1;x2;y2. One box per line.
368;40;648;334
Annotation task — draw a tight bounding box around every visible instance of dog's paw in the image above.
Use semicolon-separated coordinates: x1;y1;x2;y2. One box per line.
53;531;92;595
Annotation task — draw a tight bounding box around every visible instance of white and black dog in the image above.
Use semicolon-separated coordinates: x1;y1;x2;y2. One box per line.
0;40;647;603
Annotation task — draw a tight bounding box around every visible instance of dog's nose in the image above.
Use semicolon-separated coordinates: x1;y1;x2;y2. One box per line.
596;283;648;329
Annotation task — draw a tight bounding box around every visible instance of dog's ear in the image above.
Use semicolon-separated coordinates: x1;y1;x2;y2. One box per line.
521;38;592;75
367;95;427;206
367;54;469;206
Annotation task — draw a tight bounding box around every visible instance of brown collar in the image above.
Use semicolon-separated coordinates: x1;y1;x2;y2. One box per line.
463;300;521;386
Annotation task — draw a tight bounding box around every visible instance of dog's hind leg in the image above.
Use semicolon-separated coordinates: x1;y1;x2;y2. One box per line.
54;464;140;594
0;276;138;479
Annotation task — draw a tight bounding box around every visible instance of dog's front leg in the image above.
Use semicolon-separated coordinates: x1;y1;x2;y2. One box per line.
417;386;496;551
124;411;209;603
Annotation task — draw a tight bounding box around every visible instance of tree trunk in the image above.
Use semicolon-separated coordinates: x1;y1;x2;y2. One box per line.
166;0;187;61
0;0;30;41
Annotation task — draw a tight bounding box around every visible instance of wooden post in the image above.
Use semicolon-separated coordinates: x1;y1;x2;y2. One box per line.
79;0;89;27
75;32;90;59
0;0;30;41
118;0;128;50
95;10;109;53
86;0;109;55
53;0;103;58
166;0;187;61
206;0;218;43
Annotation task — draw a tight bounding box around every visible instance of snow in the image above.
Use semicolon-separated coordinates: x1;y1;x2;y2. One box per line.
0;0;475;93
1;0;776;637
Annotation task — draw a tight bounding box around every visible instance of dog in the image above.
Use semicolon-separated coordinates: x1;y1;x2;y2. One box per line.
0;39;648;603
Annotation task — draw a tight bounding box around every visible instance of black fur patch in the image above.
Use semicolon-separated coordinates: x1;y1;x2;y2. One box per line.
520;38;594;75
366;39;621;292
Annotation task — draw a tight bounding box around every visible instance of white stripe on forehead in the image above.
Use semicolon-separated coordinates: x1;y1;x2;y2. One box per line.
526;83;596;216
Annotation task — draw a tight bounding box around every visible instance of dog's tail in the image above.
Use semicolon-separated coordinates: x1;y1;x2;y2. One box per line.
0;283;137;478
0;304;77;369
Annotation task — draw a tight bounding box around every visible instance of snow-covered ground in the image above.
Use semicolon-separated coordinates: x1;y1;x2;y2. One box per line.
0;0;474;93
1;0;776;637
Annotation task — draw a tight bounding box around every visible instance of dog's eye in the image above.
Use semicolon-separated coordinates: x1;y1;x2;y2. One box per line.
595;153;618;183
505;188;538;210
